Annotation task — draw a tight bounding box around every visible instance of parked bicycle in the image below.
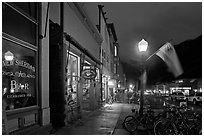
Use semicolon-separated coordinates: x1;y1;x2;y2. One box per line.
154;105;202;135
122;105;155;133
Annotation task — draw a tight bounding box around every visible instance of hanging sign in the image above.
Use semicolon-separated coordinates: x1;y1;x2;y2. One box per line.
81;66;97;80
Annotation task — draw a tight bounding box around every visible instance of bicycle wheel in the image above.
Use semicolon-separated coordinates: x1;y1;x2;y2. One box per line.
154;119;177;135
123;115;137;133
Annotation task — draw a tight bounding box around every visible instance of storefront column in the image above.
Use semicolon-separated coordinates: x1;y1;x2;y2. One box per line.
49;3;66;128
39;2;50;126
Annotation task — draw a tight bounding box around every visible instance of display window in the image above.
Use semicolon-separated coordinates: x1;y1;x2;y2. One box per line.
65;52;79;104
95;68;100;82
102;75;107;101
2;2;38;112
2;39;37;111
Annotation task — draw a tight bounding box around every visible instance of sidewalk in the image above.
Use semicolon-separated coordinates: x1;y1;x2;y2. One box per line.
112;103;135;135
22;103;125;135
52;103;122;135
14;105;104;135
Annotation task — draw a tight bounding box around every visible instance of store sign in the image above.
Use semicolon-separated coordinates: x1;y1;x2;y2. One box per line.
81;67;97;80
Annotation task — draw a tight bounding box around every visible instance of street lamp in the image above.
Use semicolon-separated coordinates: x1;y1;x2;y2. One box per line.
129;84;133;89
138;39;148;116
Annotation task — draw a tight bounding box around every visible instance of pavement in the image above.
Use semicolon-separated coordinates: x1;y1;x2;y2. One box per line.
18;103;136;135
14;101;202;135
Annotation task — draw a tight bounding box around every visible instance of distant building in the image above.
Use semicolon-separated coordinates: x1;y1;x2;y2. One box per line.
98;5;126;103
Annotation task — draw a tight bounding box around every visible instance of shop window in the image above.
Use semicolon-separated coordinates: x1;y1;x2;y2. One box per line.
10;2;37;19
2;39;37;111
114;46;117;57
66;53;79;103
95;68;100;82
2;3;37;45
114;64;117;74
102;76;106;101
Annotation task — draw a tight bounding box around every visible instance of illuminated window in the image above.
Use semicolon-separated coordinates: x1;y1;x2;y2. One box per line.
114;64;117;74
66;52;79;103
114;46;117;56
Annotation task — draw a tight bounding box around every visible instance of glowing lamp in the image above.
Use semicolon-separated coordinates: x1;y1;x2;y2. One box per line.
118;84;121;88
138;39;148;52
4;51;14;61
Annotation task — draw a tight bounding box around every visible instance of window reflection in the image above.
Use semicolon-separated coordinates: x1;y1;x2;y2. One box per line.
2;39;37;110
10;2;37;19
2;3;37;45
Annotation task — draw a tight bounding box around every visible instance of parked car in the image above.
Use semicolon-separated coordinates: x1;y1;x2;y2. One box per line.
187;92;202;104
171;92;186;101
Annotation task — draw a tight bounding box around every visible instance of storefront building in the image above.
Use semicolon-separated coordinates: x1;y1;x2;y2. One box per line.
49;2;103;127
2;2;102;134
2;2;50;134
2;2;127;134
98;6;125;103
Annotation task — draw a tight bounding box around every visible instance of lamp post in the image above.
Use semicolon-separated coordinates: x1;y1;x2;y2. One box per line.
138;39;148;116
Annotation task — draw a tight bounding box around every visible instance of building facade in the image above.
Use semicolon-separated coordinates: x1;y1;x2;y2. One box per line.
2;2;50;133
2;2;126;134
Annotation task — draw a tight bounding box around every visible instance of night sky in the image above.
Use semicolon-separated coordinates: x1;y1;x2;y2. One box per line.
84;2;202;84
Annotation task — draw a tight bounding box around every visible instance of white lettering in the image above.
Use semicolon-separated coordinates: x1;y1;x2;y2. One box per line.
10;80;29;92
2;60;14;67
3;71;35;79
24;83;29;90
3;59;35;72
11;80;17;91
